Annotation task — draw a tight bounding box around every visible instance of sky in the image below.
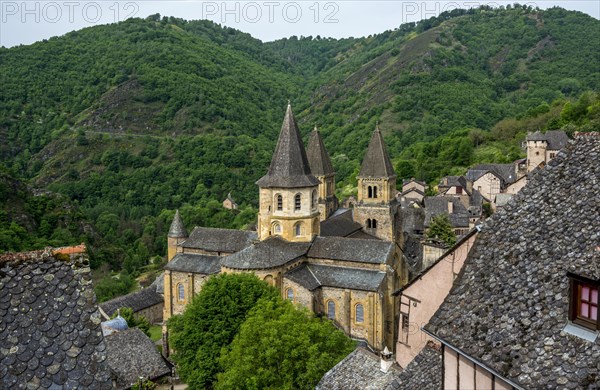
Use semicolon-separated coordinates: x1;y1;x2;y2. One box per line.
1;1;598;47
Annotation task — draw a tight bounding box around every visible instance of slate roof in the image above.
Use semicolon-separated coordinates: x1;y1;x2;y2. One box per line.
168;209;187;238
105;327;171;389
438;175;469;193
395;342;442;389
307;127;335;176
0;250;112;389
425;133;600;389
401;204;425;234
256;104;320;188
527;130;569;150
466;163;517;184
100;286;164;318
320;209;363;237
221;236;310;270
316;347;401;390
424;196;469;228
308;236;393;264
285;263;386;292
164;253;222;274
359;126;396;178
180;226;257;253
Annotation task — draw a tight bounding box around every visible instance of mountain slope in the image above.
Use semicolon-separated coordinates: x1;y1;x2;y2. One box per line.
0;5;598;273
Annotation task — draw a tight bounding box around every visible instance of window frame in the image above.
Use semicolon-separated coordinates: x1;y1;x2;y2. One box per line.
177;283;185;302
294;193;301;211
355;303;364;324
569;274;599;331
286;288;294;301
327;300;336;320
276;194;283;211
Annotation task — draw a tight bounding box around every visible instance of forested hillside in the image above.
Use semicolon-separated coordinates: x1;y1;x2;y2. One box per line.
1;5;598;286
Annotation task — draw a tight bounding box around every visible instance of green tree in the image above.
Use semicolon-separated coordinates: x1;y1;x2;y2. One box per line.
216;298;355;390
426;214;456;246
168;273;278;389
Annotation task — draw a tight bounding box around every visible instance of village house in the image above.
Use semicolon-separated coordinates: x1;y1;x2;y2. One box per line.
423;132;599;389
222;192;238;210
162;104;410;352
399;178;426;202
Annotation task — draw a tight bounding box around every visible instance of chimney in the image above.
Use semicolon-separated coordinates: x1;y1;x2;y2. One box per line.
447;200;453;214
380;346;394;373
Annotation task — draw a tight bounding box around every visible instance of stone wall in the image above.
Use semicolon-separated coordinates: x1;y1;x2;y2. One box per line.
353;204;397;241
282;278;313;309
136;303;163;325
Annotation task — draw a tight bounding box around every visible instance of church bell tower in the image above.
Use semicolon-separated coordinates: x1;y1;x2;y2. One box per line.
256;104;321;242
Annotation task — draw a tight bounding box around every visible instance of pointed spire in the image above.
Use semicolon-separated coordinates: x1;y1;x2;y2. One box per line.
256;104;320;188
359;125;396;178
306;126;335;176
168;210;188;238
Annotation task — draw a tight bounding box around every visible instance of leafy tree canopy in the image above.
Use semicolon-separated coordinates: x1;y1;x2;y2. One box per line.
216;298;355;390
427;214;457;247
168;273;278;389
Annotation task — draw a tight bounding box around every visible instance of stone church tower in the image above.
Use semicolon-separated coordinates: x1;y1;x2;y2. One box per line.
167;210;187;261
306;127;338;221
353;126;401;242
256;104;321;242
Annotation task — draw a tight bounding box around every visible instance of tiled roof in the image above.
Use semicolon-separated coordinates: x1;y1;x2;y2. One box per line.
359;126;396;178
221;236;310;270
256;104;320;188
466;163;517;184
425;133;600;389
285;263;386;292
164;253;221;275
320;209;363;237
307;127;335;176
100;286;163;318
105;327;171;389
0;250;112;389
316;347;401;390
527;130;569;150
395;342;442;389
180;226;257;253
168;210;187;238
424;197;469;228
308;236;393;264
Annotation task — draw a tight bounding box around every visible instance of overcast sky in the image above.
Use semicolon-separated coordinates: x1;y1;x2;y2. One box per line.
1;1;598;47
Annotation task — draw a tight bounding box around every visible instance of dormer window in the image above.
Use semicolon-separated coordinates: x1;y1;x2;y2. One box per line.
570;276;599;331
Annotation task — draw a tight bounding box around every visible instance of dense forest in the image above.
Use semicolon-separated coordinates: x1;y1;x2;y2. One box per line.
0;5;598;296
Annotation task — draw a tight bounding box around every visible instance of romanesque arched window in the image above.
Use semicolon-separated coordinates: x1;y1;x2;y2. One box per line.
273;222;282;235
294;222;303;237
368;186;373;198
327;300;336;320
276;194;283;211
177;284;185;301
355;303;364;323
264;275;274;286
366;219;372;228
372;219;378;229
312;189;318;210
373;186;378;198
286;288;294;301
294;193;301;210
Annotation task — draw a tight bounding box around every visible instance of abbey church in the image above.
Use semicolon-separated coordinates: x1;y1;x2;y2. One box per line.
163;104;407;351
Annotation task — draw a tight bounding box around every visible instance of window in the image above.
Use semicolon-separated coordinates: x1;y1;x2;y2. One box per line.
367;186;373;198
286;288;294;301
355;303;364;323
276;194;283;211
571;279;599;330
372;219;377;229
373;186;378;198
456;186;463;194
294;223;302;237
273;222;282;235
401;313;409;332
177;284;185;301
312;190;317;210
294;194;301;210
366;219;372;228
550;152;556;159
327;300;336;320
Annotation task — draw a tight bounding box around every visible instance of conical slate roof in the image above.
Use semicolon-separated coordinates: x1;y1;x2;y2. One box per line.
168;210;188;238
256;104;320;188
307;126;335;176
359;125;396;178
